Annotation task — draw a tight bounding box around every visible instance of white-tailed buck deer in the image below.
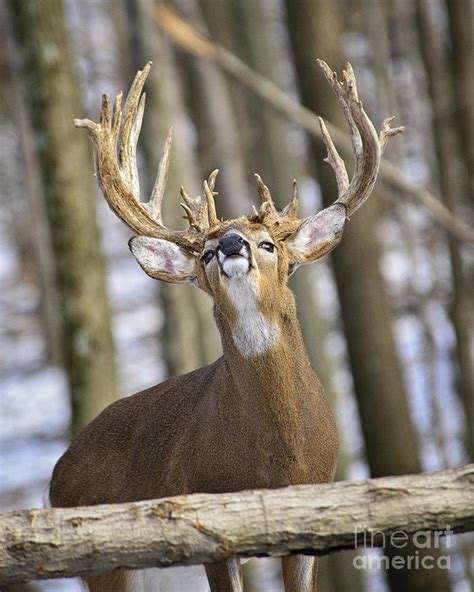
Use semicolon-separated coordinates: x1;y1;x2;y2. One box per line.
50;60;403;592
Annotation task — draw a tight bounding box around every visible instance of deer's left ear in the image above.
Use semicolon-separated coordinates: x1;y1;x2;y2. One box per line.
286;203;346;268
129;236;198;286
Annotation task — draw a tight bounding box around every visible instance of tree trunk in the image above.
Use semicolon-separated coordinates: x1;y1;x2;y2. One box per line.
231;0;296;206
415;0;474;463
284;1;451;590
8;0;117;436
445;0;474;196
198;0;265;183
1;2;63;366
172;0;251;220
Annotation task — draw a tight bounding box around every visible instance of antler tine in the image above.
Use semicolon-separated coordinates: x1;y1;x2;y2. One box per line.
317;60;362;158
254;174;273;206
180;201;199;230
254;173;281;222
379;116;405;154
179;170;221;232
316;59;404;218
111;91;123;142
282;180;300;219
147;126;173;220
318;116;349;195
204;179;219;226
208;168;219;192
119;62;152;195
111;65;149;201
252;174;301;237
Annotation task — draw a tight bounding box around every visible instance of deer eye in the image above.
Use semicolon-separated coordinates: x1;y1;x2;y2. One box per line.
259;241;275;253
201;250;215;264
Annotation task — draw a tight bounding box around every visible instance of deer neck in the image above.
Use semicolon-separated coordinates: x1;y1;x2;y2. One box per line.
214;282;318;405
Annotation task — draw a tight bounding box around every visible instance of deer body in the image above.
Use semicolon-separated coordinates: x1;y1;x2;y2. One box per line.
51;287;338;505
49;60;403;591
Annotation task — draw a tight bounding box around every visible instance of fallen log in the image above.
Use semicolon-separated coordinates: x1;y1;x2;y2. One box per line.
1;465;473;584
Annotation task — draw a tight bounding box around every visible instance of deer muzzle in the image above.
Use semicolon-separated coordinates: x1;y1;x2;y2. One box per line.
217;233;251;277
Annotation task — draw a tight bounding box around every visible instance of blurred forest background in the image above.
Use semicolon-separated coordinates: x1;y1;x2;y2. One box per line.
0;0;472;591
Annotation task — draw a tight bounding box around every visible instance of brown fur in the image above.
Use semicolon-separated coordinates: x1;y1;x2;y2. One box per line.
82;570;129;592
50;222;339;591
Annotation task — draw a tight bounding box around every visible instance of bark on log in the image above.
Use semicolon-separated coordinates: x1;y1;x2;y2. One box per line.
1;465;473;584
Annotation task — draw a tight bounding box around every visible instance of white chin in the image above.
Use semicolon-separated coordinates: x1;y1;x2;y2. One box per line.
222;257;250;278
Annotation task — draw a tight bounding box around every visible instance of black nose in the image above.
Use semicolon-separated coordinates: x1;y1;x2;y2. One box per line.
218;233;248;256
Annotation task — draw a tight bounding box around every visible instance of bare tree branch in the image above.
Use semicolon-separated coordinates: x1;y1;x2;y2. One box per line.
155;5;474;244
1;465;473;585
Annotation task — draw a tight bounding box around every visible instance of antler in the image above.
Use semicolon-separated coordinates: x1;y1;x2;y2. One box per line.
77;61;402;252
253;174;301;240
252;60;404;235
75;63;218;253
316;60;404;217
179;169;220;233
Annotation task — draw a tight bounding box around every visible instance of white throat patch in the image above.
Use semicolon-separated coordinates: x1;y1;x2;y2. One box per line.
225;274;280;357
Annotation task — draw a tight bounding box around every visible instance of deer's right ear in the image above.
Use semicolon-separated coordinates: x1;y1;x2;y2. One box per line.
129;236;198;286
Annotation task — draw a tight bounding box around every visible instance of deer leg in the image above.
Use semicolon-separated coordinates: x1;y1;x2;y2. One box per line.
282;556;319;592
205;557;243;592
82;570;131;592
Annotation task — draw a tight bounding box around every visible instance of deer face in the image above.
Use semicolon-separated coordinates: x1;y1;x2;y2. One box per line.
129;201;345;358
199;223;284;290
128;219;286;294
129;199;346;305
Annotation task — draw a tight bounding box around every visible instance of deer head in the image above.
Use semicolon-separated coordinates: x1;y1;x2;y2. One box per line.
75;61;403;357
